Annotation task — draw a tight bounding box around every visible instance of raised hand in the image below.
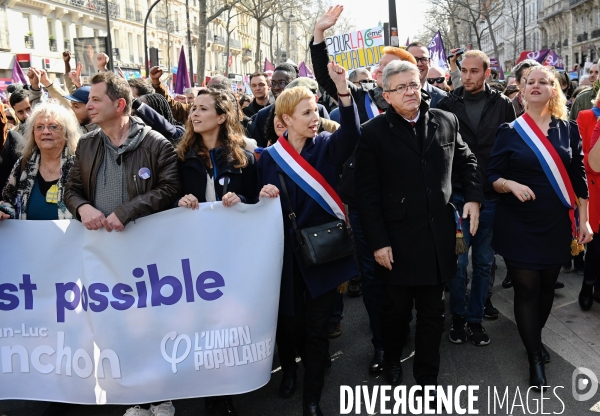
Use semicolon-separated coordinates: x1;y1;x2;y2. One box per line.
314;5;343;33
62;50;72;63
96;53;109;71
149;66;163;84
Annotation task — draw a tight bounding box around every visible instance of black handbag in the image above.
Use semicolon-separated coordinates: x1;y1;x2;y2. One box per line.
278;173;355;267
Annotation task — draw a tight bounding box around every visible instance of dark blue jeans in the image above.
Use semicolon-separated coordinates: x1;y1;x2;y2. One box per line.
449;194;497;323
348;207;383;350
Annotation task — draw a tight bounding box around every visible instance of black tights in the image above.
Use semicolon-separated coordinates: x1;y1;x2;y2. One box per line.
509;266;561;353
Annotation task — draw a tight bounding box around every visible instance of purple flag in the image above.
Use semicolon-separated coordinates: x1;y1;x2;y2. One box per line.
11;58;27;85
298;62;314;79
499;65;505;80
264;58;275;72
428;31;449;71
174;46;190;94
544;50;564;70
406;37;410;47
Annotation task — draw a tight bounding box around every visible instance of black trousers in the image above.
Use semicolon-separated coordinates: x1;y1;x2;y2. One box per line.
381;282;445;386
276;259;337;404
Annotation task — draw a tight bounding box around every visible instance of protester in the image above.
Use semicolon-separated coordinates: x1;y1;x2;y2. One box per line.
128;78;155;98
244;72;273;117
427;66;449;91
576;88;600;309
64;71;181;233
207;74;232;90
355;60;483;393
348;68;372;87
63;86;98;132
183;87;196;103
149;66;193;124
263;108;288;146
311;4;417;374
570;62;599;120
407;42;447;108
9;89;32;133
487;66;591;389
511;59;542;117
437;50;516;345
504;84;519;100
0;104;24;191
256;61;360;416
0;102;79;220
248;64;334;147
132;93;185;145
556;70;575;108
591;122;600;172
239;94;252;109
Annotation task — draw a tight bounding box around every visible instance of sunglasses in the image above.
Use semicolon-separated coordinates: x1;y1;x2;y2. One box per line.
427;77;445;84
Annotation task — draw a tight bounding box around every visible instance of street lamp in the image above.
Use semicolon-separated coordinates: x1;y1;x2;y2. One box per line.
285;13;295;63
144;0;164;76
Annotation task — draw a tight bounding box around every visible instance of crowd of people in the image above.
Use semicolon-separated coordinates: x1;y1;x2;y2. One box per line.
2;4;600;416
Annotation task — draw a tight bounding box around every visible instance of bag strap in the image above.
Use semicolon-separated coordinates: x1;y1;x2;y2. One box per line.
278;172;304;247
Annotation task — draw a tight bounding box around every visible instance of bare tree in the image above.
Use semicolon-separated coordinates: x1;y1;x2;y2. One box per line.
504;0;521;65
221;1;242;76
198;0;231;84
238;0;307;71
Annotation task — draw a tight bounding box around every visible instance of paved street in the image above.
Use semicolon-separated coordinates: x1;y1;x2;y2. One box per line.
3;257;600;415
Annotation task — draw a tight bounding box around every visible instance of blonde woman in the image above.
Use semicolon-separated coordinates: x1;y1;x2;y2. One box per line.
0;101;80;220
488;66;592;389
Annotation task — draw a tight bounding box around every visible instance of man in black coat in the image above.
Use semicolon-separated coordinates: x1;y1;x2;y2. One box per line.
355;60;484;389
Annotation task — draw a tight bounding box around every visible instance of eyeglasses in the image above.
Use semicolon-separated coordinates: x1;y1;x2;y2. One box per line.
427;77;445;84
385;82;421;95
271;80;289;88
34;124;62;132
414;57;431;65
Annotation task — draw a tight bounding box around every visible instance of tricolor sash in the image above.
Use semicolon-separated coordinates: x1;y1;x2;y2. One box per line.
267;137;346;221
512;113;575;210
365;93;382;120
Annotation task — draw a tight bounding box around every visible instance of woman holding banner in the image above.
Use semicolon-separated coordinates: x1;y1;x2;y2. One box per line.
488;66;592;389
176;88;257;212
257;61;360;416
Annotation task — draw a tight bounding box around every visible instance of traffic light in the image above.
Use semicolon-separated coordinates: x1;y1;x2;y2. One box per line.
149;47;161;67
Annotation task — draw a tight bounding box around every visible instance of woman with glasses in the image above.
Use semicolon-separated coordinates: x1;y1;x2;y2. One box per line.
0;101;80;221
488;66;592;389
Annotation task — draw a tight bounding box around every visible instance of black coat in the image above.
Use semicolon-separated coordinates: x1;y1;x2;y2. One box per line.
354;102;484;286
178;147;257;203
437;84;516;197
0;130;23;193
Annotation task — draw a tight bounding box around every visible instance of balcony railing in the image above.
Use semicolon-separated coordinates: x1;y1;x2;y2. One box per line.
63;0;119;18
192;24;199;34
25;36;34;49
243;50;252;57
135;11;143;23
213;35;225;46
64;39;70;50
230;38;242;49
592;29;600;39
49;39;57;52
570;0;586;7
126;7;134;20
130;54;135;62
577;34;583;43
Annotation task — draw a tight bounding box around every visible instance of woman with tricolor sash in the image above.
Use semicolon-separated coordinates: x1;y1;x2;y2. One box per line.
256;61;360;416
488;66;592;390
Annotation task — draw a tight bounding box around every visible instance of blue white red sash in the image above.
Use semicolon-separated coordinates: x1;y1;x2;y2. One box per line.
267;137;346;221
512;113;575;210
365;94;382;120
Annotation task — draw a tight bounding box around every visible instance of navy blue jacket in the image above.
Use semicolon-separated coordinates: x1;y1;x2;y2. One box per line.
135;102;185;145
179;147;257;203
257;99;360;316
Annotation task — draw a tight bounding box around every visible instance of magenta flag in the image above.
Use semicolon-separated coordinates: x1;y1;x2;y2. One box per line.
174;46;190;94
298;62;314;79
428;31;449;71
264;58;275;72
11;58;27;84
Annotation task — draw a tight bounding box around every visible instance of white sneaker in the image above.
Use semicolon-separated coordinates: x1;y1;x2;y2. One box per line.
150;401;175;416
123;405;152;416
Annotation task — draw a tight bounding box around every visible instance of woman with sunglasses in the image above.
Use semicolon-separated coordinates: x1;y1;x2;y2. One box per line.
0;101;80;221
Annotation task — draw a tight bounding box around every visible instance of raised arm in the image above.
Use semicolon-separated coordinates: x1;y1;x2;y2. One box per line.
311;5;358;100
149;66;191;124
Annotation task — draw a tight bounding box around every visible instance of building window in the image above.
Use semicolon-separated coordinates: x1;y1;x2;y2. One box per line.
0;6;9;50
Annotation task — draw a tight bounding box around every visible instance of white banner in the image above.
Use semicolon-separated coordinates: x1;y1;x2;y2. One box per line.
0;199;284;404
